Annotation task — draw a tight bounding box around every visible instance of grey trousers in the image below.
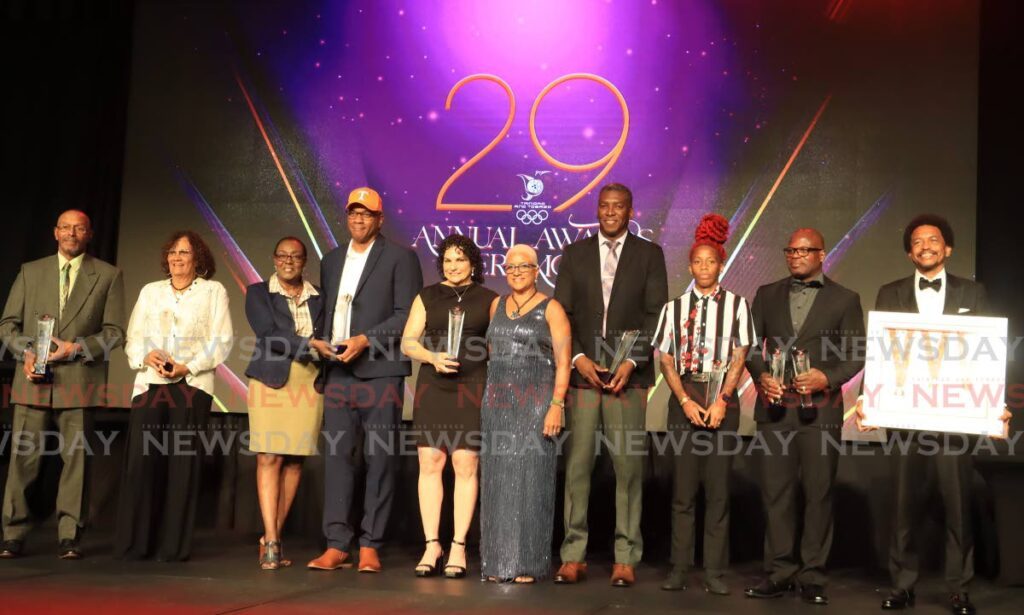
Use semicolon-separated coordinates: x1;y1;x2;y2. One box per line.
2;404;87;542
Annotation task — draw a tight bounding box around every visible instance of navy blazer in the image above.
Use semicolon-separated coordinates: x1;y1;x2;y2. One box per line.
244;280;324;389
318;235;423;380
746;275;866;425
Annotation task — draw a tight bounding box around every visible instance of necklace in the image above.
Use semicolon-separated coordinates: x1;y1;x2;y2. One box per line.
509;289;538;318
447;282;472;303
170;278;195;292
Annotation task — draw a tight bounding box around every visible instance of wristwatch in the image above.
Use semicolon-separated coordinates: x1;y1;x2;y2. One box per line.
678;394;691;406
720;391;733;403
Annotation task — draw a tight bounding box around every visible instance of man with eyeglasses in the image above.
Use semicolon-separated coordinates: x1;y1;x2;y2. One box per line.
552;183;667;587
307;187;423;573
0;209;125;560
744;228;865;605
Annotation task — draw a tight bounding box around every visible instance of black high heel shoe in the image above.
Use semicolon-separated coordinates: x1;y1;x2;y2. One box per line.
444;539;467;579
415;539;444;577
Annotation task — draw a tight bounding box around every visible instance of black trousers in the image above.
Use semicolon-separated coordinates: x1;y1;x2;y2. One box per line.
667;380;740;578
114;383;211;561
759;417;840;586
888;430;974;593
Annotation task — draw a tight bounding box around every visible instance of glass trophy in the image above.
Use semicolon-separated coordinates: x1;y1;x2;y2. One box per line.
600;329;641;385
446;306;465;371
331;293;353;353
32;314;55;380
706;359;728;407
769;348;786;406
792;348;818;420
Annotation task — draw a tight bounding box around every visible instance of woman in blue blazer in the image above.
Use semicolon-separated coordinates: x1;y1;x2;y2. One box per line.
245;237;324;570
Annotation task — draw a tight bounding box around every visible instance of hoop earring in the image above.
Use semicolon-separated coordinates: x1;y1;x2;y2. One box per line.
197;268;209;278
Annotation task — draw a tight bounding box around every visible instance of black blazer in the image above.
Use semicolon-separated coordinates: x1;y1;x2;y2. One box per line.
746;275;865;425
554;232;668;388
874;272;987;316
244;280;324;389
318;235;423;380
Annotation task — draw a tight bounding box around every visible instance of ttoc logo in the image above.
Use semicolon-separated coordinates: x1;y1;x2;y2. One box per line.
514;170;550;225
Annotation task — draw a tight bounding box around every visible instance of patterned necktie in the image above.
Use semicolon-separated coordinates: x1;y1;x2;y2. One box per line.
602;240;619;308
60;263;71;316
602;240;619;336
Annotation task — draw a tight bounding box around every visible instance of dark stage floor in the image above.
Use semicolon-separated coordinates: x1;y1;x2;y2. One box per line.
0;533;1021;614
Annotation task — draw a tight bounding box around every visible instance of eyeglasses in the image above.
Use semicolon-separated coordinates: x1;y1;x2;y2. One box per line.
56;224;89;234
167;250;193;257
347;210;379;220
782;247;823;258
274;253;306;263
505;263;538;274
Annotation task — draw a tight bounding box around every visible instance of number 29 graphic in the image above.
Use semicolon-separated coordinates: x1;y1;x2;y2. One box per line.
436;73;629;213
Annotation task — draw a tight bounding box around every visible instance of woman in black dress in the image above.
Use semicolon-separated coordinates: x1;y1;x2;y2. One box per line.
401;234;496;578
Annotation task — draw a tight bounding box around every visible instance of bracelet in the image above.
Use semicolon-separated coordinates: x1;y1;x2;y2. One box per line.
678;395;691;406
550;398;565;408
720;391;733;403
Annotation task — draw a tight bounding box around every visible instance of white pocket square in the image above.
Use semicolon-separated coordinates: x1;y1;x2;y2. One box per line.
958;308;971;313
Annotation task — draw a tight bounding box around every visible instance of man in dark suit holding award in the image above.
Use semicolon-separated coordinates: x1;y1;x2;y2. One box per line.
857;214;1008;615
553;183;667;587
307;187;422;573
744;228;865;604
0;210;125;559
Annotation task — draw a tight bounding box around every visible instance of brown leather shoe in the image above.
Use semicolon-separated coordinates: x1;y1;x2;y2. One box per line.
611;563;635;587
553;561;588;584
358;546;382;573
306;547;353;570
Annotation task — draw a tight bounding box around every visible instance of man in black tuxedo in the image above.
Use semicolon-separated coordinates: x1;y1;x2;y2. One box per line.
553;183;667;587
857;214;1009;615
306;187;423;573
744;228;865;605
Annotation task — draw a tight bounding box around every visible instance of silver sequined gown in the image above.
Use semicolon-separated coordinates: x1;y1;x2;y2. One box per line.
480;296;557;580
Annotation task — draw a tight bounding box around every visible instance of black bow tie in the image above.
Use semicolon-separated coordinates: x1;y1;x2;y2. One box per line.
791;279;823;290
918;278;942;292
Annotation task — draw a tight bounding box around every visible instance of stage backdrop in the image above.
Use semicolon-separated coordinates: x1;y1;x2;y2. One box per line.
114;0;979;439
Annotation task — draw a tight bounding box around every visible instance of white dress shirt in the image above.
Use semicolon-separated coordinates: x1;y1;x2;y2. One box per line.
914;268;947;316
332;239;374;342
125;277;233;398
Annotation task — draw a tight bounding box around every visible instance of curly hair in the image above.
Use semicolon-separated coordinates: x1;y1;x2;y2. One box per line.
689;213;729;262
435;233;485;284
903;214;954;252
160;230;217;279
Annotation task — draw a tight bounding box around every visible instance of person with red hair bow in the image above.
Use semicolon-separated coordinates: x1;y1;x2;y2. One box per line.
652;214;754;595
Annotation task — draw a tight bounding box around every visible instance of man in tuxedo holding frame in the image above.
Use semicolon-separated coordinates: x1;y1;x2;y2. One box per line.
857;214;1010;615
552;183;667;587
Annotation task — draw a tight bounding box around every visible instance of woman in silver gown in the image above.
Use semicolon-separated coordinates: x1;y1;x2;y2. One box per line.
479;244;571;583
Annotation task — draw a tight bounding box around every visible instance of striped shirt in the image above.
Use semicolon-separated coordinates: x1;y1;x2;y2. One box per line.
653;286;755;375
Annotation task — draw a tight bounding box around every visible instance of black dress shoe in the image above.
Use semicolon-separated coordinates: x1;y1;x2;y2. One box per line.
660;568;687;591
744;578;792;598
950;593;976;615
800;583;829;605
58;539;82;560
0;540;24;559
881;588;915;609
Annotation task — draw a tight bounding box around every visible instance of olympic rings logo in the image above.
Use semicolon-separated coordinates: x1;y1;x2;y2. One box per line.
515;209;549;225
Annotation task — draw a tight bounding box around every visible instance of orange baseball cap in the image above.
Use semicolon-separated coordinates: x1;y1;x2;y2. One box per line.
346;187;383;213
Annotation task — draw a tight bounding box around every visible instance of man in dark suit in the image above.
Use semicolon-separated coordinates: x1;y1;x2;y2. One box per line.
306;188;422;573
744;228;865;604
857;214;1007;615
0;210;125;559
552;183;668;587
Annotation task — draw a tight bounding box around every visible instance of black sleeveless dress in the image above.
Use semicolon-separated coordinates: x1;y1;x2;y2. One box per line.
412;282;497;451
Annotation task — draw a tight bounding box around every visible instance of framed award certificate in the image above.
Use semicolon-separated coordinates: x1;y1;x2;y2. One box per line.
861;311;1008;436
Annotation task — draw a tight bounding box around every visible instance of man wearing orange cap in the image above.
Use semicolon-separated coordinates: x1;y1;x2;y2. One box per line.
308;187;423;573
